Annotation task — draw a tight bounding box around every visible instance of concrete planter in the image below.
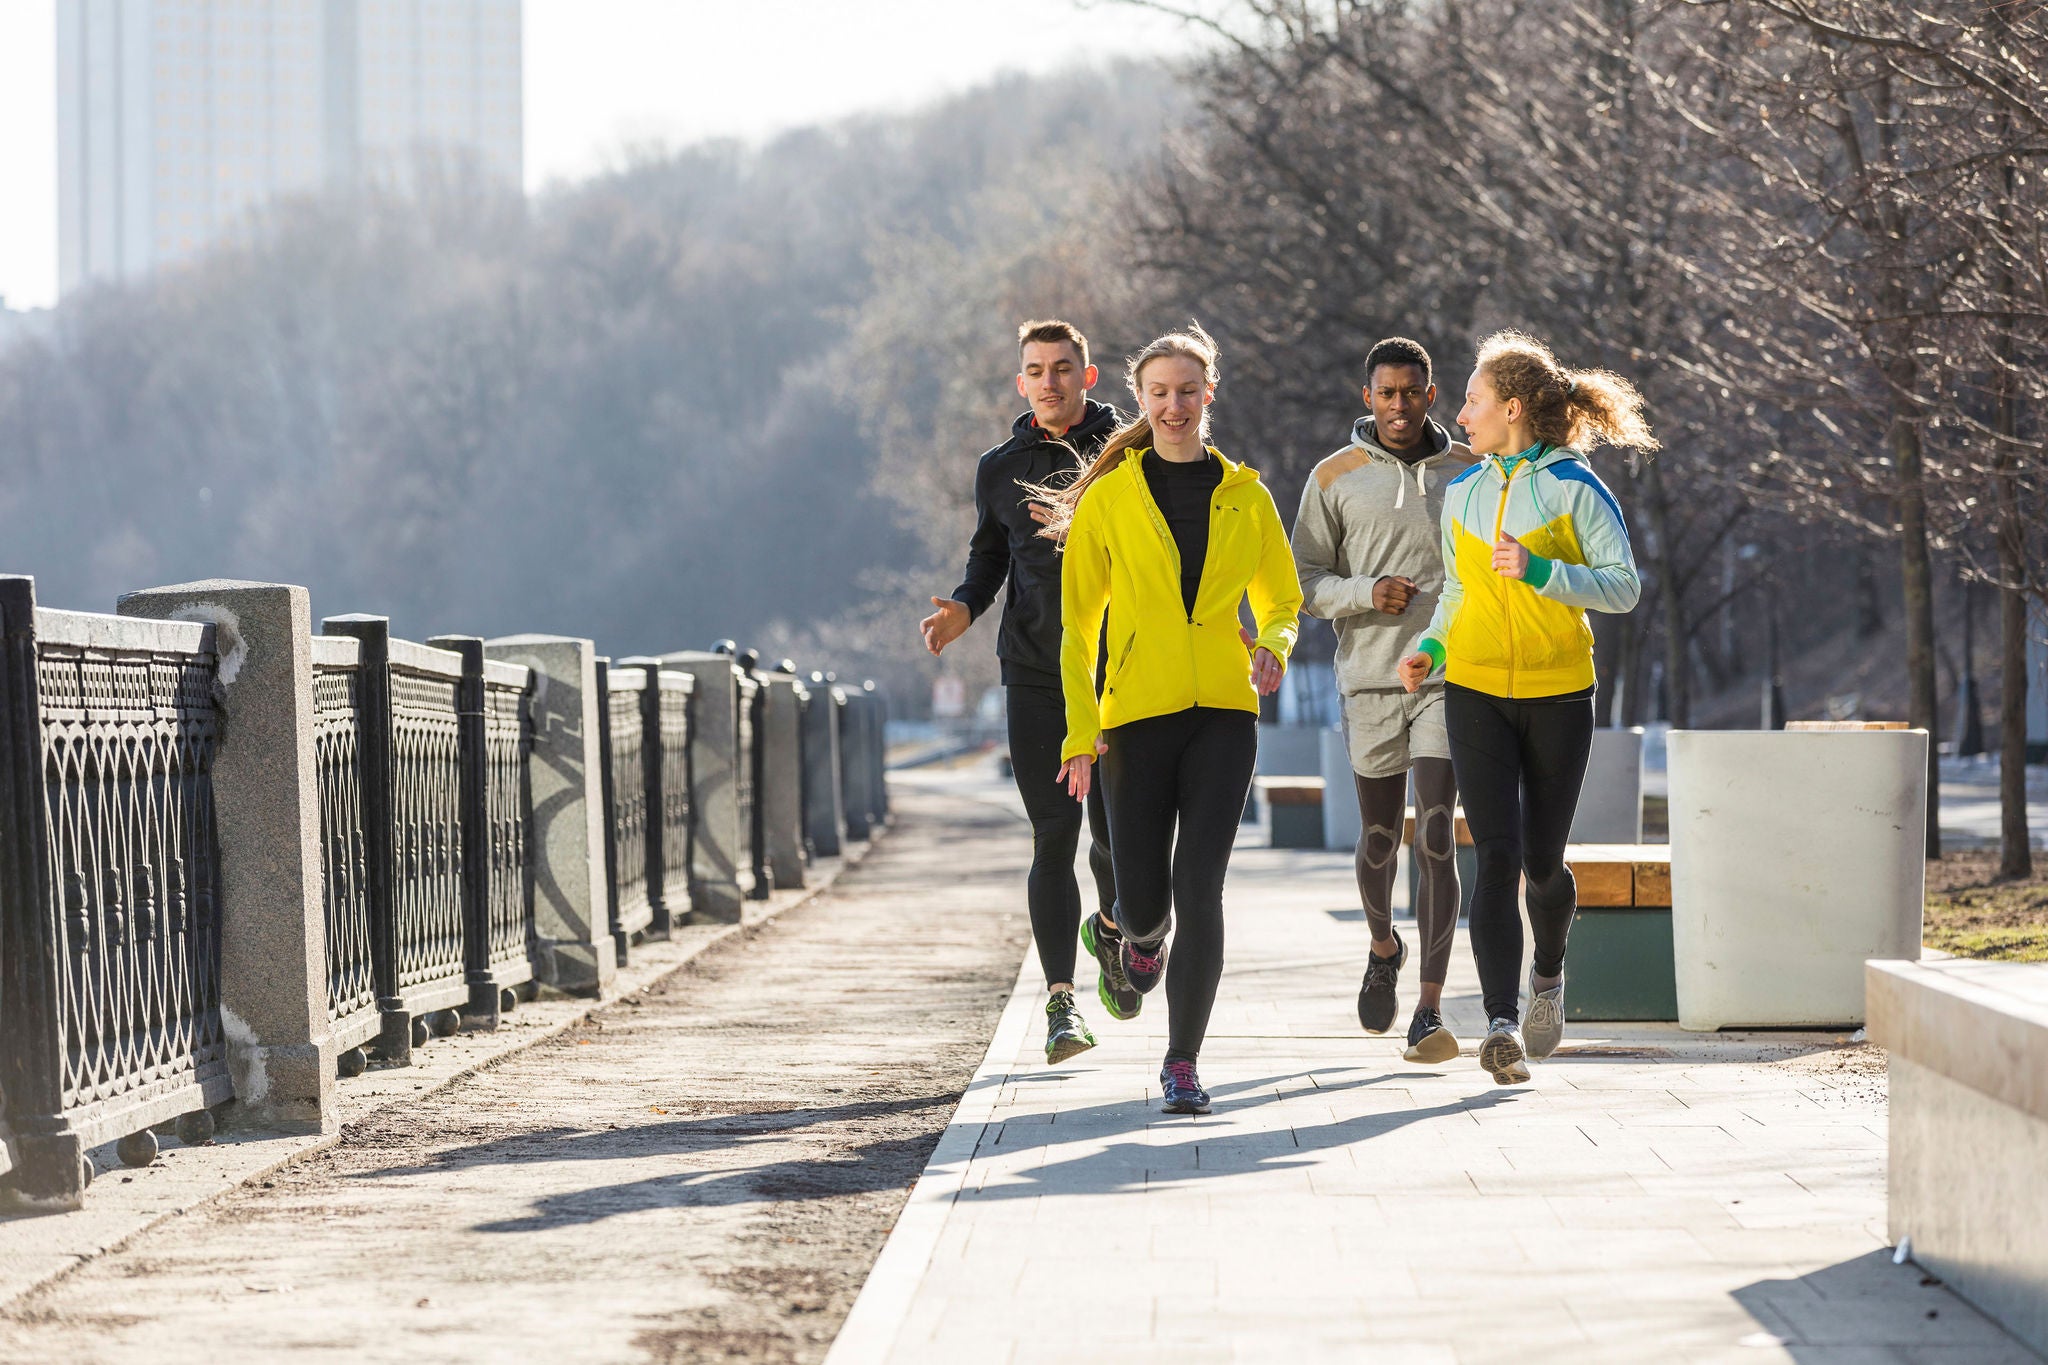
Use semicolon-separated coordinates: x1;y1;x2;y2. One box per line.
1668;729;1927;1030
1568;727;1643;844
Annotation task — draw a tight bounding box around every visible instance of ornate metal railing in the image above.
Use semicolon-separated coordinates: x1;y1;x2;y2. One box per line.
311;634;378;1052
600;661;652;950
736;670;759;889
322;617;468;1061
480;657;535;986
0;579;232;1205
654;670;695;921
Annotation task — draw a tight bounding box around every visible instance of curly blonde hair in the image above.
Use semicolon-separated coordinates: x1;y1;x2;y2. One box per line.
1475;330;1659;453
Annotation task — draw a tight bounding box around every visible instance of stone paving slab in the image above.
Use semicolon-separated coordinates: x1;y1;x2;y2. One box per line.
0;849;873;1314
833;766;2043;1365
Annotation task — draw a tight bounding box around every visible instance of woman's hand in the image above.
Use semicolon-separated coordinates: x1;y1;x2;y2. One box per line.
1236;626;1286;695
1251;647;1285;695
1492;533;1531;580
1055;738;1108;800
1396;652;1432;694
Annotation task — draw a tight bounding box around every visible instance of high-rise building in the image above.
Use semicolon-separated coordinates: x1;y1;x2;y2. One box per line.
57;0;522;295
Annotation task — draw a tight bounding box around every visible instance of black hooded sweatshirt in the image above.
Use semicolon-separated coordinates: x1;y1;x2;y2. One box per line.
951;399;1124;689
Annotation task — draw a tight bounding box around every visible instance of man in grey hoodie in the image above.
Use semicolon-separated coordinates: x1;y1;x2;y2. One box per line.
1292;337;1474;1063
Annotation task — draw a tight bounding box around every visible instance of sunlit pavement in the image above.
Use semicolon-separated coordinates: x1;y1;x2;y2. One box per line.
839;763;2040;1365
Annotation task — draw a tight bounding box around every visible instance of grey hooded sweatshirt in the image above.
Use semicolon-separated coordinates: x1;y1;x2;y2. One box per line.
1291;415;1475;695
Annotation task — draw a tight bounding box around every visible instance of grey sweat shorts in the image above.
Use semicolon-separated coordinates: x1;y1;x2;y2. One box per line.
1341;686;1451;779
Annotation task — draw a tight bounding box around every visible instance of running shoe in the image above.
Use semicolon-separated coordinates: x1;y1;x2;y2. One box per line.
1477;1016;1531;1085
1355;926;1407;1034
1044;990;1097;1065
1080;910;1141;1021
1403;1006;1460;1064
1159;1058;1211;1115
1524;972;1566;1060
1120;931;1169;995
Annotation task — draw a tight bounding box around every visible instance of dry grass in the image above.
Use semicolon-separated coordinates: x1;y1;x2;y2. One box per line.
1924;848;2048;962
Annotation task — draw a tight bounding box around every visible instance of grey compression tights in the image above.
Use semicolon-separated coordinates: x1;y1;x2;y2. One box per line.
1354;758;1460;985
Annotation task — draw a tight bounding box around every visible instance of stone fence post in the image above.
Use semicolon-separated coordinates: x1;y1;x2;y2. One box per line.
802;673;846;857
486;635;612;996
660;651;744;923
116;580;337;1132
758;671;806;890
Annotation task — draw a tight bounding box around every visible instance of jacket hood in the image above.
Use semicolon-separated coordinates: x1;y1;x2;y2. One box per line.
1350;415;1457;463
1006;398;1123;454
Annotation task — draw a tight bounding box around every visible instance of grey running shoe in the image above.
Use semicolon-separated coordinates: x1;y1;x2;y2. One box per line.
1356;926;1407;1034
1477;1016;1531;1085
1403;1006;1460;1064
1524;973;1565;1060
1044;990;1097;1065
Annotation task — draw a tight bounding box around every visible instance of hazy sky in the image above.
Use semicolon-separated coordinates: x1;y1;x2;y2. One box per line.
0;0;1204;310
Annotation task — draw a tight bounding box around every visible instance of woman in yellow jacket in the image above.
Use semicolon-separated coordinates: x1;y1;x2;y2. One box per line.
1042;325;1301;1114
1397;330;1654;1086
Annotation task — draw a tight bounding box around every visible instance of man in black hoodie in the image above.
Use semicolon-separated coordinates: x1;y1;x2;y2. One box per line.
922;319;1133;1065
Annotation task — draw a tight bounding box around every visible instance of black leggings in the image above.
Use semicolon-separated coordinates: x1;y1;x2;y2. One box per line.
1444;683;1594;1023
1355;757;1459;985
1098;706;1258;1060
1007;684;1116;988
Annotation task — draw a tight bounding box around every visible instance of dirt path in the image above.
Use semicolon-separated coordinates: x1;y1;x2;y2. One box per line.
0;788;1031;1365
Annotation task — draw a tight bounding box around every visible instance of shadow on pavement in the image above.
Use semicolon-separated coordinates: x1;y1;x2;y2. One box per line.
956;1069;1526;1199
1729;1249;2041;1361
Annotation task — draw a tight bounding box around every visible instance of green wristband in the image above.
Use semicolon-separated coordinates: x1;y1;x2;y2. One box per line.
1418;638;1446;671
1522;554;1554;590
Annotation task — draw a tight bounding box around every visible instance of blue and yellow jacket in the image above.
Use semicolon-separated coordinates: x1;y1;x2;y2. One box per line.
1411;444;1639;697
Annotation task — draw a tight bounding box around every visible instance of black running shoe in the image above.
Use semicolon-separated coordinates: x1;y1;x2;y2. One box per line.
1120;932;1169;995
1044;990;1097;1065
1159;1058;1210;1114
1356;927;1407;1034
1403;1006;1459;1064
1080;911;1141;1021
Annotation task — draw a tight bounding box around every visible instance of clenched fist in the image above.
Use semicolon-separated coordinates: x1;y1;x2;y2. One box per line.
1373;575;1420;615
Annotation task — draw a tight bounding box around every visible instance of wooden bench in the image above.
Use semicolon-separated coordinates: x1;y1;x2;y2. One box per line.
1253;775;1326;849
1562;843;1675;1021
1784;720;1910;731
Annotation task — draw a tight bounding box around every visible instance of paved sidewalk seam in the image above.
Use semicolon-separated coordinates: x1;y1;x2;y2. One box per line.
825;950;1038;1365
0;833;887;1314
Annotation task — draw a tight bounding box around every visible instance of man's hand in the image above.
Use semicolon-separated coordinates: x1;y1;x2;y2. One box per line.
1372;575;1419;615
1493;533;1531;580
1026;501;1055;527
1056;737;1108;800
1396;651;1433;694
920;597;970;656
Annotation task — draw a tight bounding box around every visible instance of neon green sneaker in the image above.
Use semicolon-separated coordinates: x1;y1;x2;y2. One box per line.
1045;990;1097;1065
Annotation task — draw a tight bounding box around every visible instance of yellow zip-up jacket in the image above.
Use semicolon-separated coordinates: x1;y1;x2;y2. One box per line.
1060;449;1302;762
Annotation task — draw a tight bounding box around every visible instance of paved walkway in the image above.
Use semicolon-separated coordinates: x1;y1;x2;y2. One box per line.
0;792;1030;1364
837;767;2042;1365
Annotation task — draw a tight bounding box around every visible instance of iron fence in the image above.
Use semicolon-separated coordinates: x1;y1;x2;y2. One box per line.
0;577;232;1206
311;634;378;1054
322;617;468;1062
653;669;695;923
429;637;537;1027
600;661;652;954
736;670;761;894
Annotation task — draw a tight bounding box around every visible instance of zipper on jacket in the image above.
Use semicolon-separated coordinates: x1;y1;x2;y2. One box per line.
1491;455;1529;698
